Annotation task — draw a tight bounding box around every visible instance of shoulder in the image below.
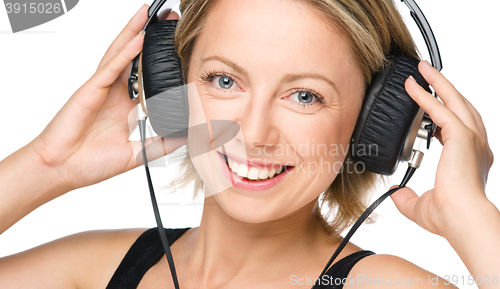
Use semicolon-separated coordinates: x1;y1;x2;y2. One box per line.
69;228;150;287
0;228;148;289
345;254;458;289
64;228;152;288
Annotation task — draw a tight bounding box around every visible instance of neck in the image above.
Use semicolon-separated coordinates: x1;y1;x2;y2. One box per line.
182;195;334;286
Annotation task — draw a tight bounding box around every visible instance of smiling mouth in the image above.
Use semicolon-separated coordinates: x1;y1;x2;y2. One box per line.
219;152;293;181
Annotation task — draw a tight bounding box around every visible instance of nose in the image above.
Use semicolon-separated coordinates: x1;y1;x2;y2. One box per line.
239;91;280;156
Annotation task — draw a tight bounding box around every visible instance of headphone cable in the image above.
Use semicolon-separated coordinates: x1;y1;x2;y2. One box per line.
313;165;416;287
138;118;181;289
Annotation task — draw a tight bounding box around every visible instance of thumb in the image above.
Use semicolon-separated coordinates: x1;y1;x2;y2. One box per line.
390;185;419;224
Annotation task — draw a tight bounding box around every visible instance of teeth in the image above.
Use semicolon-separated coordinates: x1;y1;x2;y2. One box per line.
225;155;286;180
237;164;248;177
268;168;276;179
228;159;238;172
259;168;269;180
247;167;260;180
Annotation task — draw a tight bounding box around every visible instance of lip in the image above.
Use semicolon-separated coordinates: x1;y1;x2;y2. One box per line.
217;152;293;192
221;151;292;171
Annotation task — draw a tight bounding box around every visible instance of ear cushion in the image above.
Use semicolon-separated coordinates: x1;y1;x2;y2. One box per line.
350;55;432;175
142;20;189;138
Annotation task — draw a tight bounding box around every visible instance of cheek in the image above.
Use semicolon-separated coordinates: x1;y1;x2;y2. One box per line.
279;107;356;156
201;97;238;119
193;82;245;118
278;106;360;189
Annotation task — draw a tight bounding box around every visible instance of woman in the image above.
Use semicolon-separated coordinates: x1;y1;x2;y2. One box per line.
0;0;498;288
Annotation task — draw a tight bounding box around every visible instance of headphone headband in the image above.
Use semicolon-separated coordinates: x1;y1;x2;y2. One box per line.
145;0;169;28
401;0;442;71
144;0;442;71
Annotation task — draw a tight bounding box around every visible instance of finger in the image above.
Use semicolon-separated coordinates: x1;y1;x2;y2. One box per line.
418;61;480;134
390;186;418;224
405;76;463;134
462;96;488;141
459;96;493;174
90;31;145;89
462;96;495;171
129;136;188;168
97;4;149;70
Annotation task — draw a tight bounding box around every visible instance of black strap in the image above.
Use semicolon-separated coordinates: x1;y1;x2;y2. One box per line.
312;250;375;288
106;227;190;289
107;228;371;289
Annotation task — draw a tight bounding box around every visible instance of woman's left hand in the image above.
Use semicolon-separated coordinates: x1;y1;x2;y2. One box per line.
390;60;494;238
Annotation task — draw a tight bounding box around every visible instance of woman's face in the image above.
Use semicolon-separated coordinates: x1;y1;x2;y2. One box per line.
186;0;365;223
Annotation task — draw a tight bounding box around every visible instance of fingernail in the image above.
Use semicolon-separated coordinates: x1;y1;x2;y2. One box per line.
408;75;415;82
139;30;146;35
421;60;432;67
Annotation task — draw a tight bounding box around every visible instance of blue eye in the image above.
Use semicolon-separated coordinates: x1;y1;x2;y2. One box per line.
218;76;234;89
286;88;326;110
199;71;238;91
293;91;314;104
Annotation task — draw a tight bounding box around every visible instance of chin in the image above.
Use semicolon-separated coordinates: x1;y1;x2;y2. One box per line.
209;185;318;226
212;189;285;224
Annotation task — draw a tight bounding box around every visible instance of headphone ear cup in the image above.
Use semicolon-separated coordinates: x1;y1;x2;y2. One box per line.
142;20;189;138
350;55;432;175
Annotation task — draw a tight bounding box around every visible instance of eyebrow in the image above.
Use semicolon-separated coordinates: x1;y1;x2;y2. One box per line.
282;73;338;93
200;55;338;92
201;56;249;77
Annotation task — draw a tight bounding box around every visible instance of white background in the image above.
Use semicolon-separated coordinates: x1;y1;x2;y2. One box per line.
1;1;499;288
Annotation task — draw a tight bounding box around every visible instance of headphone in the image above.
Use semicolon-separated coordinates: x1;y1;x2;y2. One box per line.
127;1;442;288
129;0;442;176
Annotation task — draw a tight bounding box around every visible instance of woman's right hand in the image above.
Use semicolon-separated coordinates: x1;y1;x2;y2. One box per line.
27;4;185;193
0;7;186;286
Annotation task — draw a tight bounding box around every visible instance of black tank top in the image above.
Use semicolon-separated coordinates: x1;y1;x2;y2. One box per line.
106;228;374;288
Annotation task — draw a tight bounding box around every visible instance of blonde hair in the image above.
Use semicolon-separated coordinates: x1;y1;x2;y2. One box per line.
169;0;419;236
